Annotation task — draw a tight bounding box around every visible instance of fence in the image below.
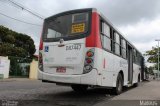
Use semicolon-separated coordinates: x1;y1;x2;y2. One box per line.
8;56;32;78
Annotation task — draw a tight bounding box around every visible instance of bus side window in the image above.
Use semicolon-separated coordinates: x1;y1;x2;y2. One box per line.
114;32;120;55
100;20;103;33
100;20;111;51
133;49;136;63
110;28;113;52
103;23;110;37
136;51;141;65
121;38;127;58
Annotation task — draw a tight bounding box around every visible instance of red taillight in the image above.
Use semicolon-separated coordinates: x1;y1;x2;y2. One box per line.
86;58;93;64
39;37;43;50
86;51;94;57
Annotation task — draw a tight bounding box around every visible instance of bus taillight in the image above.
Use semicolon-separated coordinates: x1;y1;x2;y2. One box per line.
86;51;94;57
38;52;43;71
39;35;43;71
86;58;93;64
83;49;94;74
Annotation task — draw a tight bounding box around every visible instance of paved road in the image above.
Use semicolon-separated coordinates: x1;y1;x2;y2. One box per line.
0;79;113;106
94;80;160;106
1;79;159;106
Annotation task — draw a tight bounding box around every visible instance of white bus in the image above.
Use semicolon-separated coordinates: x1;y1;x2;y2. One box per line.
38;8;144;94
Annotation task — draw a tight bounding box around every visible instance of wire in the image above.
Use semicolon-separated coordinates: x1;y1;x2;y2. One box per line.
6;0;45;20
0;11;42;26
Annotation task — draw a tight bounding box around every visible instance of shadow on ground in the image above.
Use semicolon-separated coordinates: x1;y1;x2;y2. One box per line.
16;82;148;106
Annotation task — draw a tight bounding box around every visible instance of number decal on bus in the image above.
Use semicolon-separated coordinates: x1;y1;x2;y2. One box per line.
66;44;81;51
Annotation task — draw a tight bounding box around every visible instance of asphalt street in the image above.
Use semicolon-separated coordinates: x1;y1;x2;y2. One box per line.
0;79;159;106
0;79;114;106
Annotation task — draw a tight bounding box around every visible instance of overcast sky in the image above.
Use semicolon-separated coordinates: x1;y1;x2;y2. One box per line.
0;0;160;57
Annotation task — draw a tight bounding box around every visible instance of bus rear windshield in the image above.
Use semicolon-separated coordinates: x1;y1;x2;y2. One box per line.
43;12;91;40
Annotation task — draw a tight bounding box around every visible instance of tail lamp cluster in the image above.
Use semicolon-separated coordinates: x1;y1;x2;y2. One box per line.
83;49;94;74
38;37;43;71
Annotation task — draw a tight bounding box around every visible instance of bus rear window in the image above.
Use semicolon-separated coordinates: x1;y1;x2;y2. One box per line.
72;13;88;23
44;12;90;40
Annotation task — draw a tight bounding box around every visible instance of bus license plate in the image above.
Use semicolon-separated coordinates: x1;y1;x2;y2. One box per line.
56;67;66;73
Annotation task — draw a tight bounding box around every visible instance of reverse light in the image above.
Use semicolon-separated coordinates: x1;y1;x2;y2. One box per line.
83;65;92;73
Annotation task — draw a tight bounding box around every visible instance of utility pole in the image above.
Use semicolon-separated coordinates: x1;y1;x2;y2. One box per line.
155;39;160;79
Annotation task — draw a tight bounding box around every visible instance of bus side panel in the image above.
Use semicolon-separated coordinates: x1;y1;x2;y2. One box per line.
94;48;128;87
93;48;103;86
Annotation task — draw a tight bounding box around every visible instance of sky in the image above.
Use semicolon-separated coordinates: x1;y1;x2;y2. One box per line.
0;0;160;59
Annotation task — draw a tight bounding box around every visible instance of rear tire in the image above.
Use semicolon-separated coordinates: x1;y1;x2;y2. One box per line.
71;84;88;92
112;74;123;95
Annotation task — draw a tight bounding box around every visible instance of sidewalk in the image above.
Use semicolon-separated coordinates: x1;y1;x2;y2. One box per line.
94;80;160;106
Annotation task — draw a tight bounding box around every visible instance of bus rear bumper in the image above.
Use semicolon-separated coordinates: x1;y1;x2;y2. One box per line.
38;69;99;86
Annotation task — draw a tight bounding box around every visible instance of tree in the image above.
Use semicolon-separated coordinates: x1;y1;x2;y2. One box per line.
0;25;36;58
145;46;160;70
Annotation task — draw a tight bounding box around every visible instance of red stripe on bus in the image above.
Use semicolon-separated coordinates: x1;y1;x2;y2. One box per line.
86;12;102;48
39;23;44;50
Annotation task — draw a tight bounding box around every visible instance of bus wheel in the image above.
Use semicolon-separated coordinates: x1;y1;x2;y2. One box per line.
112;74;123;95
71;84;88;92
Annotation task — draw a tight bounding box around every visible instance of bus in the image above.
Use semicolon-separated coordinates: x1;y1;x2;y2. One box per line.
38;8;144;95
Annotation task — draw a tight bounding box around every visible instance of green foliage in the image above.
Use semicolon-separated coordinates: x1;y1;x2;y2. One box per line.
147;66;154;75
0;25;36;58
145;47;157;63
4;35;15;43
145;46;160;70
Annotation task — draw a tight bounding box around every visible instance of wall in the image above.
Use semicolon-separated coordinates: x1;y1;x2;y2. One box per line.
0;56;10;78
29;60;38;79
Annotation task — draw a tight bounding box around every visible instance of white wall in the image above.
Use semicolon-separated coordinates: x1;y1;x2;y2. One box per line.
0;56;10;78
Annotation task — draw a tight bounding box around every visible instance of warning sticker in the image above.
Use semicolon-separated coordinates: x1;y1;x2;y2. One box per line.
71;23;85;33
